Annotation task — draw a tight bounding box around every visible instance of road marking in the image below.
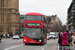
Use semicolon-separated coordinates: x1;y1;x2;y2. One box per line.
52;39;58;50
58;44;59;50
4;44;23;50
42;40;54;50
2;39;23;43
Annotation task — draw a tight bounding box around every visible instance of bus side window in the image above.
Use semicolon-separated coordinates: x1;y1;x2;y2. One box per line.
43;28;47;35
44;17;47;23
43;29;45;35
44;18;46;23
45;18;47;23
42;16;44;21
41;28;43;33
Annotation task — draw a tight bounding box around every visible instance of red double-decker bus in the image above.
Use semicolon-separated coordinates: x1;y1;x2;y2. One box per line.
22;12;47;45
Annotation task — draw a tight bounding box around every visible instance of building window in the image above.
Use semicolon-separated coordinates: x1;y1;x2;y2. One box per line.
3;14;4;22
0;25;4;32
73;4;75;6
7;0;8;7
6;15;10;21
1;0;2;7
73;10;75;12
72;7;75;9
3;0;4;7
73;12;75;15
1;0;4;7
0;25;2;32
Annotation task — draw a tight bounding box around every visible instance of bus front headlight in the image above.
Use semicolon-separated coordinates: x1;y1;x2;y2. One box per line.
39;40;41;42
24;39;26;41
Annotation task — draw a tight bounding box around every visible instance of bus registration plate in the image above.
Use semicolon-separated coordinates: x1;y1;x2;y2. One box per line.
30;41;35;43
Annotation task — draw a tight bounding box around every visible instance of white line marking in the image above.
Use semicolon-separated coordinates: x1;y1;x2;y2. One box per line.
4;44;23;50
42;40;54;50
58;44;59;50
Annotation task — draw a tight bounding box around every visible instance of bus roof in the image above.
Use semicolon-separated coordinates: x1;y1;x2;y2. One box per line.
25;12;43;16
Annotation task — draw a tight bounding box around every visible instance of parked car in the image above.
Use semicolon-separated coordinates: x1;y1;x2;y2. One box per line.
13;35;20;40
49;32;56;39
47;34;50;40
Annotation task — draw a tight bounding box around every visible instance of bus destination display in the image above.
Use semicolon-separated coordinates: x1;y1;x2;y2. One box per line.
26;23;40;26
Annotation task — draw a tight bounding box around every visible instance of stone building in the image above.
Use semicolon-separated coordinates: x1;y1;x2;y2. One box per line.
67;0;75;31
47;15;62;32
0;0;19;34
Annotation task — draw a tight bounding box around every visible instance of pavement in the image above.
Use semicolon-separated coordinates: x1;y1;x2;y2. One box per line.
0;38;58;50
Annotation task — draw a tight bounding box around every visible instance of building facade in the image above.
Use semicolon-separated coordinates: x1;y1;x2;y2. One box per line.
0;0;19;34
67;0;75;31
47;15;62;32
19;15;25;28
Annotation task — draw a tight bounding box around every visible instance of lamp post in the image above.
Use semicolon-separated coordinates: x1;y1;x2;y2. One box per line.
5;26;7;38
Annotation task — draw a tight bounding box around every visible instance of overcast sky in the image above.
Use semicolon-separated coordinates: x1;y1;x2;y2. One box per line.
19;0;72;25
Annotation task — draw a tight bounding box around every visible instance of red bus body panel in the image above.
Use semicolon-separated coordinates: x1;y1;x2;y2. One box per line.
24;20;47;28
24;20;44;28
23;36;42;44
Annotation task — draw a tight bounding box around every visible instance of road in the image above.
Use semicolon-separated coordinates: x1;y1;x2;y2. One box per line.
0;38;58;50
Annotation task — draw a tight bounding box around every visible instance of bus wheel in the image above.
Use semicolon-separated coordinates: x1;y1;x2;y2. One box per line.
0;40;1;43
25;43;28;45
44;42;46;44
42;43;44;45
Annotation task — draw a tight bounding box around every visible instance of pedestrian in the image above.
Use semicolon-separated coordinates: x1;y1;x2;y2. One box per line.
6;34;7;38
58;32;63;50
1;34;3;38
3;34;5;38
72;29;75;50
13;32;15;35
61;32;69;50
0;35;1;43
69;31;73;36
10;34;12;38
66;30;72;50
7;34;9;38
0;34;2;43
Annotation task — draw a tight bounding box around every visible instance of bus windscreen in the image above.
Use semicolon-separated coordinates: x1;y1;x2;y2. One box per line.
23;28;42;38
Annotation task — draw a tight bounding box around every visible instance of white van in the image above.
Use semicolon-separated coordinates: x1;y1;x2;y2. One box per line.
49;32;56;39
